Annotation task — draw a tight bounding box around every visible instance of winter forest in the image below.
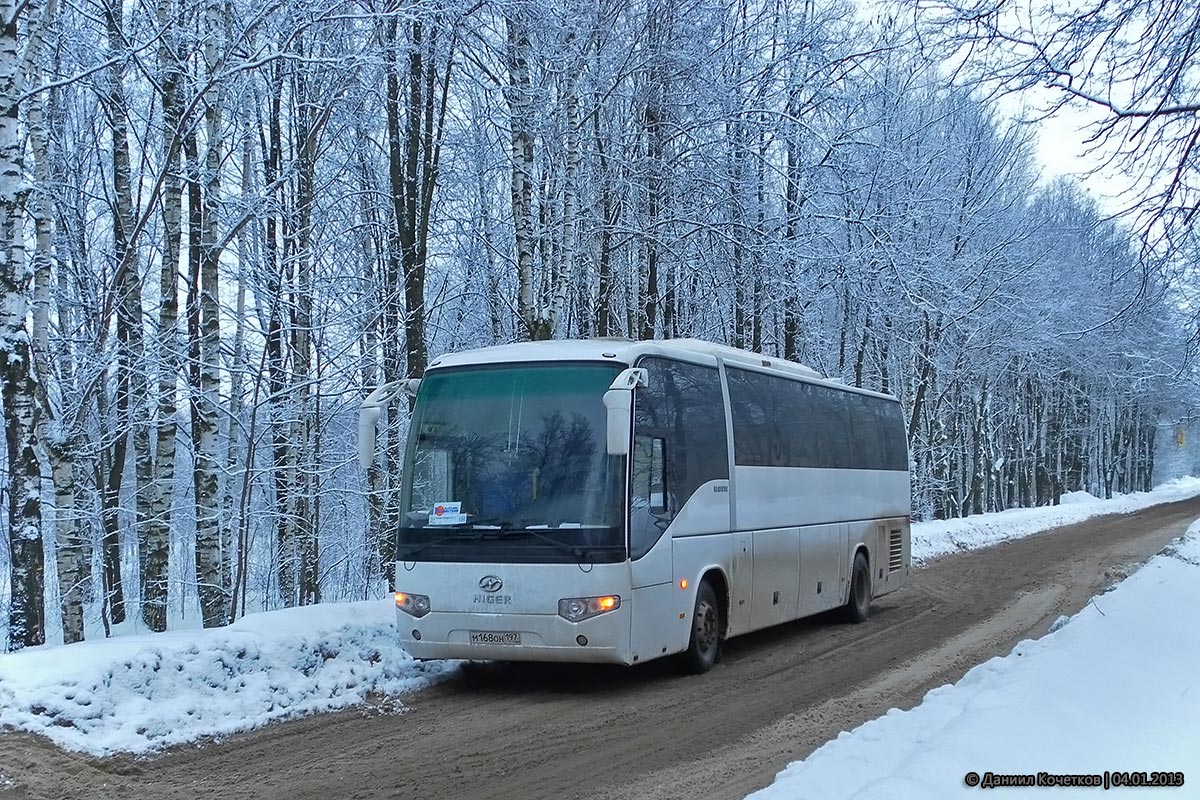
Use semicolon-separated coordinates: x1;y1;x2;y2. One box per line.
1;0;1197;650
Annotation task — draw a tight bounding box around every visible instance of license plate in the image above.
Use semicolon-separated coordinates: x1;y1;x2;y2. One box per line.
469;630;521;646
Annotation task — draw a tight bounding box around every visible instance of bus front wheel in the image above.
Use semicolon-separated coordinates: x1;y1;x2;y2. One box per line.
680;580;721;674
844;551;872;623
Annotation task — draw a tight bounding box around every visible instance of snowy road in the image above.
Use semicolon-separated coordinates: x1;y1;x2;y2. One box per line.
2;495;1198;800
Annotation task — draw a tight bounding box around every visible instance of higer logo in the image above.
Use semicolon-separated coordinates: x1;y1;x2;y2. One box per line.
475;575;512;605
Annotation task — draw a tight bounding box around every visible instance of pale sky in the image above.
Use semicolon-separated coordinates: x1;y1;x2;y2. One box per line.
1020;90;1127;213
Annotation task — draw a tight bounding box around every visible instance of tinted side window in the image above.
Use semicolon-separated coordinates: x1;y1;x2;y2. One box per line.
728;367;906;470
630;358;729;558
877;397;909;470
728;368;788;466
724;368;773;466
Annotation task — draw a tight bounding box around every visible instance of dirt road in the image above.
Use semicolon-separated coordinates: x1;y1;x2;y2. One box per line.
3;497;1198;800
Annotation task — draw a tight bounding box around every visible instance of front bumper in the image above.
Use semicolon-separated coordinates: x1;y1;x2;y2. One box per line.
398;607;633;665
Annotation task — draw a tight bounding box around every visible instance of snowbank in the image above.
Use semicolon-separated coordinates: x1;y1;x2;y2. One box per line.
911;476;1200;563
747;520;1200;800
0;600;456;756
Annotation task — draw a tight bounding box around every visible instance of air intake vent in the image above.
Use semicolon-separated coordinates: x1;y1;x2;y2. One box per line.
888;529;904;572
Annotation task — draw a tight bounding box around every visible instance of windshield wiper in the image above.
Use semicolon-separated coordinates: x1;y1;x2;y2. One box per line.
397;530;486;559
525;529;597;562
401;519;612;563
397;518;521;558
473;527;600;562
426;517;600;561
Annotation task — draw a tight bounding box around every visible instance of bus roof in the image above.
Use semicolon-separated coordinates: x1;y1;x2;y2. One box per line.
425;338;898;401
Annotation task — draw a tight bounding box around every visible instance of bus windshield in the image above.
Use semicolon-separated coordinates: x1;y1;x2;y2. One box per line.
398;362;627;563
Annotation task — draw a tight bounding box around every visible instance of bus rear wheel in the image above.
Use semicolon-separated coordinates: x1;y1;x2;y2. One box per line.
844;551;872;623
680;580;721;674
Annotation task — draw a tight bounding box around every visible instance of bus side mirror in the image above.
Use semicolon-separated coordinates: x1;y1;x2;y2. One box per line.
603;390;632;455
359;406;381;468
358;379;413;468
603;368;647;456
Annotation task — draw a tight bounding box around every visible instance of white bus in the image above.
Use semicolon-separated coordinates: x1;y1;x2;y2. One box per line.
359;338;910;673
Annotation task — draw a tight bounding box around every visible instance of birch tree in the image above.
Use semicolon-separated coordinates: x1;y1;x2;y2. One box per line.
189;0;228;627
25;1;88;644
141;0;185;633
1;0;49;649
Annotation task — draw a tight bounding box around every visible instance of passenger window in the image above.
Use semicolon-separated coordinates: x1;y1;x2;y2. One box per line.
728;366;908;470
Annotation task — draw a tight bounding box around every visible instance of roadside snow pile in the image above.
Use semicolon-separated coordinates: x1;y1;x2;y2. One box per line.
911;475;1200;563
748;520;1200;800
0;600;456;756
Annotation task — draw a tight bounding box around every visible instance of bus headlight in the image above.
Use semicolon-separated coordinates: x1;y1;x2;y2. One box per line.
395;591;431;618
558;595;620;622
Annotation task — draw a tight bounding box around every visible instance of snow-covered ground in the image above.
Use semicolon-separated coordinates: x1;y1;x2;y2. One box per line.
0;600;455;756
911;475;1200;563
1;477;1197;759
748;518;1200;800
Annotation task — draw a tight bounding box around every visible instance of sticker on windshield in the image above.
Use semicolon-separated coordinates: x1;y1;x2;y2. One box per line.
429;502;467;526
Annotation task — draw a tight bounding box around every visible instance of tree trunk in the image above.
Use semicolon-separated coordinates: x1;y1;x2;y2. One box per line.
101;0;143;627
546;73;580;338
142;0;183;633
593;110;615;338
0;0;47;649
641;88;663;342
292;42;319;605
503;11;539;339
355;145;389;588
27;40;84;644
191;0;227;627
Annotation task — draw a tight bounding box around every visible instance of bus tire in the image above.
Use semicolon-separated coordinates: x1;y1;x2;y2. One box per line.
680;580;721;674
844;551;871;623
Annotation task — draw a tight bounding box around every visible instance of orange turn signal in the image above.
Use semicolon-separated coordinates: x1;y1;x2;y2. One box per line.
598;595;617;611
394;592;406;606
679;579;688;589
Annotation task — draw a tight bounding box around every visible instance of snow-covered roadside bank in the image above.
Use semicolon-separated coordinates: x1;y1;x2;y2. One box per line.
911;475;1200;563
0;601;456;756
748;519;1200;800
